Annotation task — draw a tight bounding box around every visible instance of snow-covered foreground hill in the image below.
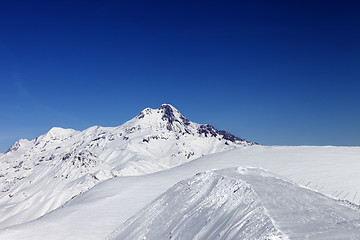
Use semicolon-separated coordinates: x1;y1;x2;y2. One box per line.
108;168;360;240
108;168;285;240
0;145;359;240
0;104;253;228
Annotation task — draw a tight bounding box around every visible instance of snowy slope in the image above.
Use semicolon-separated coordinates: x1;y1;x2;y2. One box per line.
107;169;284;240
108;168;360;240
0;104;253;228
0;145;359;240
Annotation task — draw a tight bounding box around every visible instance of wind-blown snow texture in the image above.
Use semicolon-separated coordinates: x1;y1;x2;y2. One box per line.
0;104;253;228
108;168;360;240
107;169;284;240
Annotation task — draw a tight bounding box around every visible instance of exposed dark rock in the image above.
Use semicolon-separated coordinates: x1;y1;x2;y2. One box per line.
137;112;145;119
180;115;190;126
5;141;22;154
91;136;105;142
197;124;254;144
217;130;245;142
198;125;218;137
125;127;137;134
47;154;55;161
61;151;99;170
186;152;195;159
159;104;191;131
159;104;177;130
62;153;72;161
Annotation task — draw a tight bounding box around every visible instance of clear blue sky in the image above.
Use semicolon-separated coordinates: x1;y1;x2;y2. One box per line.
0;0;359;152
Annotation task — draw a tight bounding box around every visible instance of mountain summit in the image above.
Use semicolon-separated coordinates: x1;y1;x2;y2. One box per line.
135;104;192;132
0;104;254;228
129;104;251;145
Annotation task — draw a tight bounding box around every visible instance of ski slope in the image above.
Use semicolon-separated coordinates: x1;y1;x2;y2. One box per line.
0;145;359;240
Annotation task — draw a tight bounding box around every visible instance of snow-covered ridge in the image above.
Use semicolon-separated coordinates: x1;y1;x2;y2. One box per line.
0;104;253;228
107;169;284;240
108;168;360;240
125;104;250;143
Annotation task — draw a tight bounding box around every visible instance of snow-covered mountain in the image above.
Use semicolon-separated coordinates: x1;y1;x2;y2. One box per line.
1;104;359;240
0;104;254;228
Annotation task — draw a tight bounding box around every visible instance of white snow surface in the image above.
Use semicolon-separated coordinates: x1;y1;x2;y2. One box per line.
0;145;359;240
0;104;252;228
107;167;360;240
107;168;284;240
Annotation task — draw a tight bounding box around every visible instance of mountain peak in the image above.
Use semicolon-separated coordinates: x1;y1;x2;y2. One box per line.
135;104;191;132
158;104;190;128
47;127;76;137
133;104;254;145
4;139;30;154
33;127;77;144
158;103;176;110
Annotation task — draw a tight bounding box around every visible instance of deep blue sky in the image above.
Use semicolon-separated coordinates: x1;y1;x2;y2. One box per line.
0;0;359;152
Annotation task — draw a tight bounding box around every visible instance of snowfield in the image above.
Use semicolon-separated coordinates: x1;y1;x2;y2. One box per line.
0;145;359;239
107;169;285;240
108;168;360;240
